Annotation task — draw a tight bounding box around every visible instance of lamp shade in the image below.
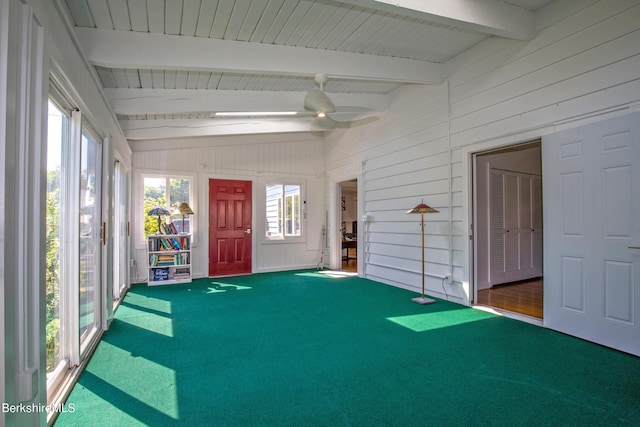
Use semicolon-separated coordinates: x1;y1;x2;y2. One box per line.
177;202;194;215
148;206;171;216
406;202;438;214
148;206;171;234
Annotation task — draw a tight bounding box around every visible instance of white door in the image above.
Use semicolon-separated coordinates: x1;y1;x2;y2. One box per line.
543;112;640;356
490;169;543;285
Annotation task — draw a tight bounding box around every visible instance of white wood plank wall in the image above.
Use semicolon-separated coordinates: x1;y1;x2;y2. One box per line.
130;133;325;280
324;0;640;304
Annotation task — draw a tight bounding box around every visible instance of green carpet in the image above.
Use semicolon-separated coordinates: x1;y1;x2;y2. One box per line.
54;270;640;426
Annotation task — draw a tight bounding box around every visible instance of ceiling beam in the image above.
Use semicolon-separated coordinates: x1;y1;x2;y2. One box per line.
120;118;317;140
76;28;444;85
336;0;535;40
105;88;390;115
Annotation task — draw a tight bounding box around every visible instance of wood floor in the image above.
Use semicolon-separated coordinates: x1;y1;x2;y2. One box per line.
342;248;357;272
477;278;543;319
340;253;542;318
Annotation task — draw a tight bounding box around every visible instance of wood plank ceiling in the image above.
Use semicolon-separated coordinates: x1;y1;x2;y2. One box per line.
62;0;554;140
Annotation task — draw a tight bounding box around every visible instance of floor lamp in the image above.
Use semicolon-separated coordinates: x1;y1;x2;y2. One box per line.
177;202;194;233
407;201;439;305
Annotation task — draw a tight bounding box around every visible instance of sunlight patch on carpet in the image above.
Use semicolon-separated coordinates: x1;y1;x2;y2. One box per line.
205;282;252;293
123;295;173;314
117;313;174;338
387;309;495;332
296;270;357;279
84;342;180;420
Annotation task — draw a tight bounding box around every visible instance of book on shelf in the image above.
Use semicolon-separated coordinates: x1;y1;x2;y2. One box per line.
149;253;190;267
148;235;190;252
152;268;170;281
158;222;179;235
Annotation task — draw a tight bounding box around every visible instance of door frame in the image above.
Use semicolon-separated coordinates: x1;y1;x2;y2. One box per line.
206;177;255;277
327;165;364;274
461;137;544;322
338;179;360;273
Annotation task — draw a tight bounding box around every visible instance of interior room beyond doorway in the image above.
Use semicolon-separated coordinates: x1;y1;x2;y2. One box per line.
477;278;543;318
340;179;358;272
474;141;543;319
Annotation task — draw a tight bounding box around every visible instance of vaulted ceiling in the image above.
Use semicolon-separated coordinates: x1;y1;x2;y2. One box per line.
62;0;554;140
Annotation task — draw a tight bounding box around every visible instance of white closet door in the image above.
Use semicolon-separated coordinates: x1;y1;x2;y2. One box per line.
490;169;543;285
531;176;543;277
490;171;507;284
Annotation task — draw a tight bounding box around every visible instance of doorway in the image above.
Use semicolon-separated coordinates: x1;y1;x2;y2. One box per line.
473;141;543;319
340;179;358;272
208;179;253;276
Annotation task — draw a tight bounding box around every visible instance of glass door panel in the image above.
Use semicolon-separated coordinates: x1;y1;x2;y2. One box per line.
114;162;128;301
46;100;68;385
79;125;102;353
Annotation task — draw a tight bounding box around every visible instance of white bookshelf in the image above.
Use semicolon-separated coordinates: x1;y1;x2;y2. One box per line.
147;234;192;285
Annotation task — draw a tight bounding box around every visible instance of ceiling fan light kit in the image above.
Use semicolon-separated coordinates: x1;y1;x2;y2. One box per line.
303;74;377;131
304;87;336;114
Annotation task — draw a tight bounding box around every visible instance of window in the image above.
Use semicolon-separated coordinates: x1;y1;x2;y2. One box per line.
266;184;302;239
143;175;193;236
46;99;67;382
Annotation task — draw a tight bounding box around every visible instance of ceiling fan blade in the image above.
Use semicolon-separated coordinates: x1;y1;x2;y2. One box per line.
304;88;336;114
327;106;377;122
310;116;336;131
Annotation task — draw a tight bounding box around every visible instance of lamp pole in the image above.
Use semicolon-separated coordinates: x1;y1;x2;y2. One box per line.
407;201;438;305
420;211;425;300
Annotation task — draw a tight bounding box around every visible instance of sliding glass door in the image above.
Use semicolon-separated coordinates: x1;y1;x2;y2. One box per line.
79;124;103;354
46;99;68;387
46;82;106;401
113;161;129;302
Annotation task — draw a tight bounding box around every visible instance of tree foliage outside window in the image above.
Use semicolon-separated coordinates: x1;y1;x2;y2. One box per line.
144;176;191;236
46;167;61;373
46;100;65;374
266;184;301;239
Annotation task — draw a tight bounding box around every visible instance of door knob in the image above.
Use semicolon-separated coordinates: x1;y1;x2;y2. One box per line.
245;228;252;235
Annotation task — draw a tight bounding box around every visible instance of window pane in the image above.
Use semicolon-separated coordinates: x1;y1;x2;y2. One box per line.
46;100;65;378
144;177;166;236
266;184;301;239
79;125;102;350
266;184;283;238
143;176;192;235
169;178;190;233
284;185;301;236
114;163;128;300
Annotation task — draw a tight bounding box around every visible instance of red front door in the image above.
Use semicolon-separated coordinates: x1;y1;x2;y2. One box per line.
209;179;252;276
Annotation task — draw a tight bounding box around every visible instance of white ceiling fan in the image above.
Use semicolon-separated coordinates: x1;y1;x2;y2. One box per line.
304;74;377;131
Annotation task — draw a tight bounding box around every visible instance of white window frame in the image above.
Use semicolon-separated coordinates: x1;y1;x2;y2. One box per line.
135;170;196;247
264;181;305;242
